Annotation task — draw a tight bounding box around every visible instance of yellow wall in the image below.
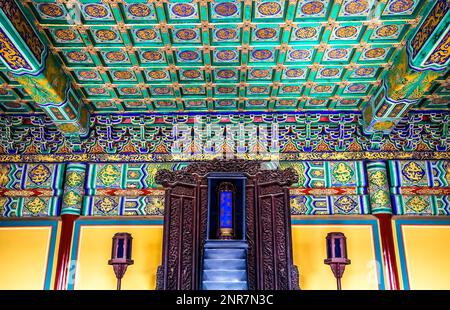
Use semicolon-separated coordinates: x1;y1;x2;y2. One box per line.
394;223;450;290
292;223;381;290
73;225;163;290
0;224;60;290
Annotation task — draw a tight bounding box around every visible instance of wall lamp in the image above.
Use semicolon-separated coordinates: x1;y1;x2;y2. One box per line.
108;232;134;290
324;232;351;290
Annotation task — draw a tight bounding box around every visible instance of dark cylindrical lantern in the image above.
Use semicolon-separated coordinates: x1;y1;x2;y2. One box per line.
324;232;351;290
108;232;134;290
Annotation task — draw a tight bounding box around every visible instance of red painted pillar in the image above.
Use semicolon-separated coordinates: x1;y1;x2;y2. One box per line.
54;214;78;290
375;213;400;290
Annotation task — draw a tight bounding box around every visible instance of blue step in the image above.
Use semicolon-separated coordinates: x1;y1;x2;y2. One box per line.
202;281;248;290
202;270;247;282
202;240;249;290
203;258;246;270
204;248;246;259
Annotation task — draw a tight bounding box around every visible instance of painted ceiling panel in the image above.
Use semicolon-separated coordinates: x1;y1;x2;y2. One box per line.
0;0;448;115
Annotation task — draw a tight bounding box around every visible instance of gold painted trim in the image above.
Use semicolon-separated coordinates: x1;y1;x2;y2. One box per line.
0;152;449;163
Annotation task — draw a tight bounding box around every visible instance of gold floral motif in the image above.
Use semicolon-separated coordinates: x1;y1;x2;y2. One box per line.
26;197;46;214
175;29;197;41
314;85;332;92
411;1;446;58
217;69;236;78
182;70;201;79
335;196;357;212
95;30;117;41
0;197;6;215
0;164;11;187
320;68;339;77
171;3;195;17
389;0;414;13
105;51;126;62
258;2;282;16
295;27;317;39
84;4;109;18
402;162;425;182
78;71;98;80
372;190;389;206
255;28;277;40
66;171;83;187
28;164;51;185
327;48;348;59
290;197;307;214
214;2;238;17
128;4;151;17
136;29;157;41
332;162;354;183
216;28;237;40
96;197;117;214
282;86;300;93
114;71;133;80
250;86;267;93
179;50;200;61
0;29;32;70
39;3;64;17
345;0;368;14
148;70;167;79
55;29;77;41
335;26;358;38
407;196;428;213
63;191;81;206
121;87;138;95
251;69;270;78
142;51;162;61
216;50;237;61
369;170;386;187
67;51;88;62
354;67;374;76
285;68;304;77
145;197;165;215
376;25;399;37
301;1;325;15
98;164;120;186
424;31;450;66
364;48;386;59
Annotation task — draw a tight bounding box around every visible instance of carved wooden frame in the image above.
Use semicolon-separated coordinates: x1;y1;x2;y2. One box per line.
155;159;299;290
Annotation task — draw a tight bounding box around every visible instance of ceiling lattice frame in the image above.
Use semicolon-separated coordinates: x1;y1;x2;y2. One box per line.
0;0;448;115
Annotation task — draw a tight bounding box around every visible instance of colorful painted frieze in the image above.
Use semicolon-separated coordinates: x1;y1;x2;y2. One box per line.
290;195;370;215
281;161;366;192
392;195;450;215
86;163;178;194
82;195;164;216
0;196;59;217
388;160;450;191
0;163;65;195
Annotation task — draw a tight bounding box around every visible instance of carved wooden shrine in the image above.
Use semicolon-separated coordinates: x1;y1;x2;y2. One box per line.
155;160;300;290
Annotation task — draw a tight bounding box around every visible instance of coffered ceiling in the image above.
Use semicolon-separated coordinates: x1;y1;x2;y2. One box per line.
0;0;448;115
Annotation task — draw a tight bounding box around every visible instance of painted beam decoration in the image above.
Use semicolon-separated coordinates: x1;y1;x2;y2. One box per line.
367;161;392;214
0;0;89;137
362;0;450;134
61;163;86;215
0;163;65;216
0;112;449;160
388;160;450;215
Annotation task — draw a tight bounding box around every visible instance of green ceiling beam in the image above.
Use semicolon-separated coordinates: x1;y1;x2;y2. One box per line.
362;0;449;134
0;0;89;137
